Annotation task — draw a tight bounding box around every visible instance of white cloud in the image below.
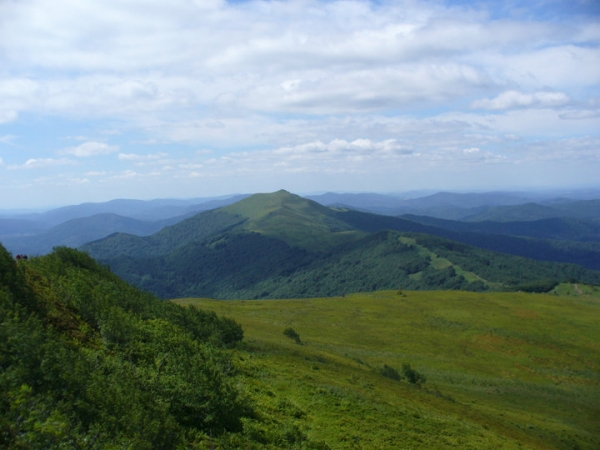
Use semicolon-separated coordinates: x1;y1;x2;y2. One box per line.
118;152;169;161
0;0;597;206
472;90;571;110
559;109;600;120
12;158;77;170
0;135;17;146
0;111;18;124
0;0;595;120
61;141;119;157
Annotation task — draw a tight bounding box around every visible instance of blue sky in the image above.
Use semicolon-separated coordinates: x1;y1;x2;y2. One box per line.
0;0;599;209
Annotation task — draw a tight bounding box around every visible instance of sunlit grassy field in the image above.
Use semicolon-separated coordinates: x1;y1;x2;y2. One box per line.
174;286;600;449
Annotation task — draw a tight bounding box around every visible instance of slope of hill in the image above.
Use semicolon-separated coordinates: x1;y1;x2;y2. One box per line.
177;289;600;449
5;243;599;448
0;244;248;448
83;190;600;299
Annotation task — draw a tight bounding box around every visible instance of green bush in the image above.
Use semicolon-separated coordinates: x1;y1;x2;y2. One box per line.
379;364;401;381
402;363;426;385
283;327;302;344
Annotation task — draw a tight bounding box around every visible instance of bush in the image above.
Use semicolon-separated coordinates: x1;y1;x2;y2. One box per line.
402;363;426;385
379;364;401;381
283;327;302;344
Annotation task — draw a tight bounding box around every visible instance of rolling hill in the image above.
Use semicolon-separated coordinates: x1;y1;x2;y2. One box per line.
83;190;600;299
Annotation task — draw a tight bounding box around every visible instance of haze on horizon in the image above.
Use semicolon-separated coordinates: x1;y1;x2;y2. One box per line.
1;0;599;209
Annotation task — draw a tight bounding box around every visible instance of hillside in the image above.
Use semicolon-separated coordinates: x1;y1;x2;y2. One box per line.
177;289;600;449
4;243;599;448
83;190;600;299
0;244;248;448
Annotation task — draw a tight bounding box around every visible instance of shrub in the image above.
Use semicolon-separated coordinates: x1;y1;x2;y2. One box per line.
379;364;401;381
283;327;302;344
402;363;426;385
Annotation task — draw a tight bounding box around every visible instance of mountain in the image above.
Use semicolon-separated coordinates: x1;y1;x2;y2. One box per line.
3;194;248;228
83;190;600;299
308;192;600;222
401;215;600;242
1;213;173;256
308;191;536;218
0;194;250;257
0;218;49;236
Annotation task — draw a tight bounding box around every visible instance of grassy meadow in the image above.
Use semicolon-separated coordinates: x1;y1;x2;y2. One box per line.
174;286;600;449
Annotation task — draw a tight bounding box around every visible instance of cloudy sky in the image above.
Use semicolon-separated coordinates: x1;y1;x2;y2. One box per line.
1;0;599;209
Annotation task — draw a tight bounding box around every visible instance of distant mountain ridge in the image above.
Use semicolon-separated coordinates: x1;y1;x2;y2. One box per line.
0;194;249;256
308;191;600;221
1;213;173;256
82;190;600;299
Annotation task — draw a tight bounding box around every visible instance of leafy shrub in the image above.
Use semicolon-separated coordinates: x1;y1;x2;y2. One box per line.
402;363;426;385
283;327;302;344
379;364;401;381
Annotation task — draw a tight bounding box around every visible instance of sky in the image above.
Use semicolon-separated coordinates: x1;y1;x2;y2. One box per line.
1;0;599;209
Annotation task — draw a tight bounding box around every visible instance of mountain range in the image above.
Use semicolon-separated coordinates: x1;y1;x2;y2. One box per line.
0;194;248;255
80;190;600;299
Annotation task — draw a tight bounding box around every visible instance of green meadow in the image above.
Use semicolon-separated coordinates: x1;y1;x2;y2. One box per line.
175;286;600;449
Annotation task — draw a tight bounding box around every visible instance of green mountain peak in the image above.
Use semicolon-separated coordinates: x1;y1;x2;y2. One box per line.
221;190;359;249
221;190;313;219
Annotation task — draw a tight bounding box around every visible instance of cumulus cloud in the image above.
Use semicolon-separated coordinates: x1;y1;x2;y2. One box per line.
0;0;595;119
0;0;597;206
61;142;119;157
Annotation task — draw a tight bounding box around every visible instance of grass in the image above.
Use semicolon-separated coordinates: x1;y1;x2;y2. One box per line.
174;288;600;449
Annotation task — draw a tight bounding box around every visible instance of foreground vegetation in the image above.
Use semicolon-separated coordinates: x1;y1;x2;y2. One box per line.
2;243;599;448
176;287;600;449
0;245;247;448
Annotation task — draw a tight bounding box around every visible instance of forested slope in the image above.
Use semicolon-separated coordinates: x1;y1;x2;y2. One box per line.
83;191;600;299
